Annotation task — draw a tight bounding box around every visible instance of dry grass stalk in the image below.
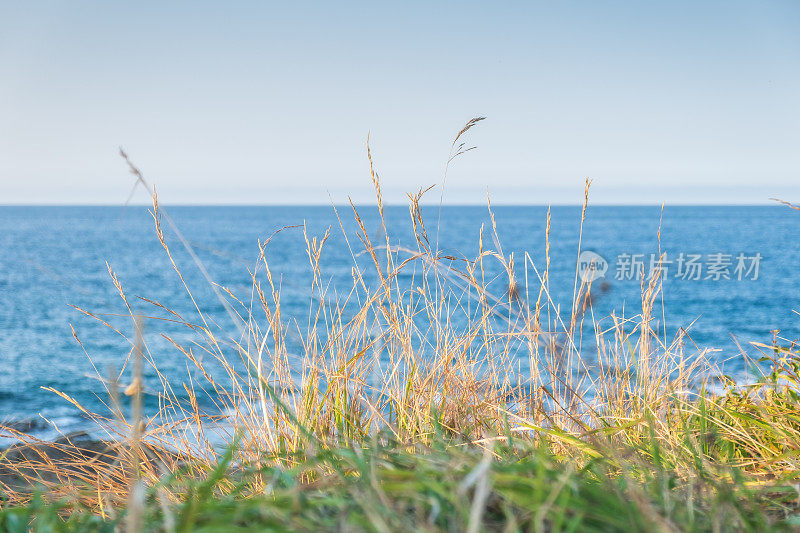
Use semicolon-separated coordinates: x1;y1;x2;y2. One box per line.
0;121;792;519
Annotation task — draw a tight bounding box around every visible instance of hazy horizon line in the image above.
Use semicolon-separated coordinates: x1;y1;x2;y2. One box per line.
0;202;790;208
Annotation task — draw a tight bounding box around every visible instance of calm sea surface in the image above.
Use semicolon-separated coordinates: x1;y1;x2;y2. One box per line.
1;205;798;437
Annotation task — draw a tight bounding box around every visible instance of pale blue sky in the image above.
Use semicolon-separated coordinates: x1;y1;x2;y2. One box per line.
1;1;798;204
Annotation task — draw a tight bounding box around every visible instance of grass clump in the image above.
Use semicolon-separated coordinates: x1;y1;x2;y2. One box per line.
2;122;800;531
4;421;800;532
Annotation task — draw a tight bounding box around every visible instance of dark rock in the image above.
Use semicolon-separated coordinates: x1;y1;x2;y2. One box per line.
0;434;185;494
0;418;48;433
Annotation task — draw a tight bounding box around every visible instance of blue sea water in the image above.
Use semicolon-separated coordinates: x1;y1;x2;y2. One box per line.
0;205;798;436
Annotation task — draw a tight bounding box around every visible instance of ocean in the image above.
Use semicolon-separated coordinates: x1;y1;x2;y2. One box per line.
1;205;798;438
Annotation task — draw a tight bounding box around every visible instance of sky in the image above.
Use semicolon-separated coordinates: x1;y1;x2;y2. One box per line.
0;1;798;205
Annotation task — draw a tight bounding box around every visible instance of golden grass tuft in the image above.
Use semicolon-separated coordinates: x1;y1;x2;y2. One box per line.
1;122;799;529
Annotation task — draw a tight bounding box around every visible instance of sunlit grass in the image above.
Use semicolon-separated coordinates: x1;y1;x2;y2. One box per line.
2;122;800;531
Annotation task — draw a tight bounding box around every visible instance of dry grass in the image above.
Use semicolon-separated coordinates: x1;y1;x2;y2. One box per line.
1;121;800;530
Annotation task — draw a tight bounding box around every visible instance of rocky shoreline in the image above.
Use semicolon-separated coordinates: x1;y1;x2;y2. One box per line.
0;431;116;493
0;427;183;495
